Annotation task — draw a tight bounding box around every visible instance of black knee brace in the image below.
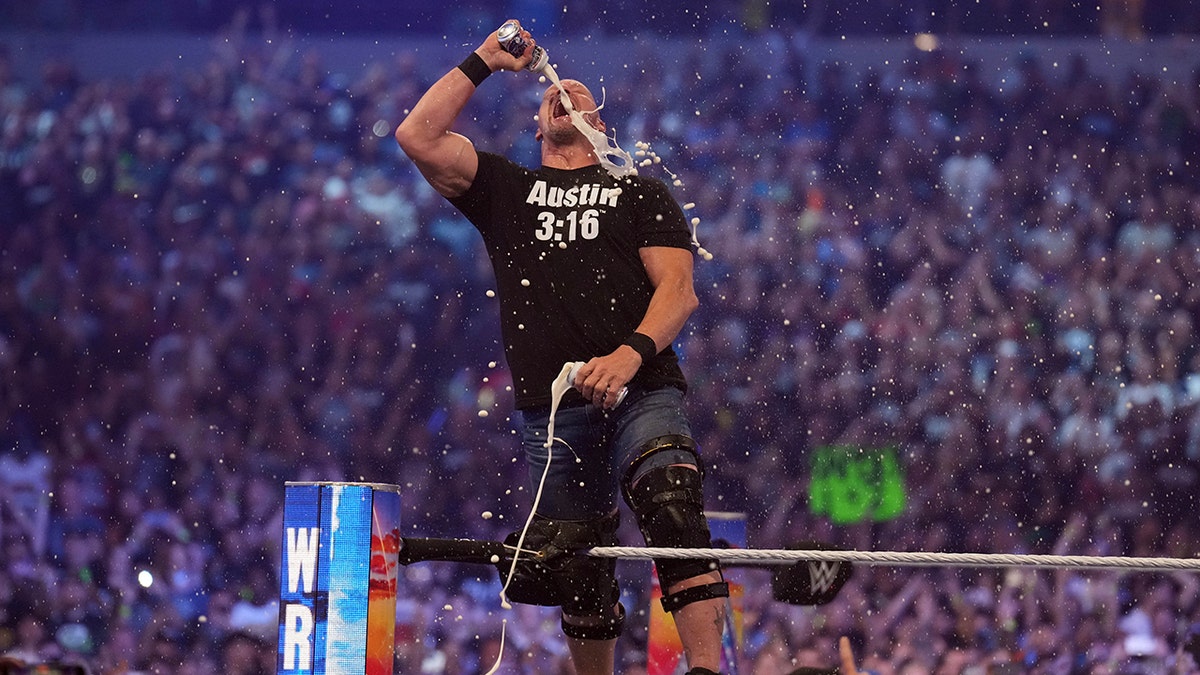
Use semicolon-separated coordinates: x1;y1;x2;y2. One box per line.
561;598;625;642
500;511;623;637
622;435;728;613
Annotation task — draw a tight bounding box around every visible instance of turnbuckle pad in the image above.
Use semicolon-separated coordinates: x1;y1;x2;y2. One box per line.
771;541;854;606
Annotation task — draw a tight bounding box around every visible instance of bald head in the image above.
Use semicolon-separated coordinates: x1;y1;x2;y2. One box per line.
536;78;605;145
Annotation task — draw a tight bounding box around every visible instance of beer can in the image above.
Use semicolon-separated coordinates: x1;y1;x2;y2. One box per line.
496;20;549;72
568;361;628;407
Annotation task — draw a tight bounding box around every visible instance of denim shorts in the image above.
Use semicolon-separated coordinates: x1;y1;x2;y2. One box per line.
519;386;696;521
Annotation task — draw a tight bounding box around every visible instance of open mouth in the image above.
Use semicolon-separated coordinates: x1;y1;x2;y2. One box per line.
552;98;570;121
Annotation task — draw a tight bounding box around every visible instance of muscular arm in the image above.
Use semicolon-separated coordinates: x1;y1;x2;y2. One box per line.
394;66;479;198
576;246;698;407
635;245;699;353
394;24;533;198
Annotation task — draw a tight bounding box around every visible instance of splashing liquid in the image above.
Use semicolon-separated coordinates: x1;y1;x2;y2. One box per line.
540;63;636;178
536;64;712;259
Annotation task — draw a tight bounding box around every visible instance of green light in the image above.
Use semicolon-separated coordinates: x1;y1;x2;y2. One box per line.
808;445;906;524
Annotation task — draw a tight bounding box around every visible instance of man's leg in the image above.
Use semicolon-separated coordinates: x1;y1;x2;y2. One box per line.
563;611;621;675
621;435;729;673
518;406;623;673
500;508;625;675
667;571;727;672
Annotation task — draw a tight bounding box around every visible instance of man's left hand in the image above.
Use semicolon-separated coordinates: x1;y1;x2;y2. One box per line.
574;348;639;409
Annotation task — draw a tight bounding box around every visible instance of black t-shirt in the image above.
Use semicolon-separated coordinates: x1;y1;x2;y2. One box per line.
448;150;692;409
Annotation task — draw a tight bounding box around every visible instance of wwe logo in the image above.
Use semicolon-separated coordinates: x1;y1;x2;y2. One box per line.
808;561;841;594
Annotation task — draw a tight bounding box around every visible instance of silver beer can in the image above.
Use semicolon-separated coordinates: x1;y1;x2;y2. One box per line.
496;20;549;72
568;361;628;408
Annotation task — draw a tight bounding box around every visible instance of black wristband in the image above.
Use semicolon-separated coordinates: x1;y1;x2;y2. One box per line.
624;332;657;364
457;52;492;87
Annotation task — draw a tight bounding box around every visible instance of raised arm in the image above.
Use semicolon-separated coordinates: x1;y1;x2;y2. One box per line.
394;21;537;198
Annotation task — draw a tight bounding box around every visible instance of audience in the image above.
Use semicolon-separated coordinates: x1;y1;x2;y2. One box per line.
4;0;1200;38
1;9;1199;674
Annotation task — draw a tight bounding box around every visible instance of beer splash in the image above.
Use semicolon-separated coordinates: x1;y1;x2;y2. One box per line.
536;62;712;260
540;62;636;178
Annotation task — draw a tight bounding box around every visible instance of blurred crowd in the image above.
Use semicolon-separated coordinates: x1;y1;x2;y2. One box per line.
1;9;1200;675
4;0;1199;39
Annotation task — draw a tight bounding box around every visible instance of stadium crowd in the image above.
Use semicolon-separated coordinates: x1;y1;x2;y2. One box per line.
4;0;1200;39
2;8;1200;675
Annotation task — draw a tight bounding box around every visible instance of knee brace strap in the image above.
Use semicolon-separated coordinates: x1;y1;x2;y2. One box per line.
661;580;730;614
624;434;704;486
500;512;619;614
621;435;720;589
562;601;625;641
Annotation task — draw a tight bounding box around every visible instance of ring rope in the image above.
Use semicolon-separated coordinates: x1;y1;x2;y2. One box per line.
588;546;1200;572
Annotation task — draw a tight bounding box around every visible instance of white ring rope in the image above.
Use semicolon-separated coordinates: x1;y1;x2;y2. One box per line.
588;546;1200;572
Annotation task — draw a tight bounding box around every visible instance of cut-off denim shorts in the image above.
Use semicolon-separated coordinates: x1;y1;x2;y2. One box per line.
519;386;697;521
